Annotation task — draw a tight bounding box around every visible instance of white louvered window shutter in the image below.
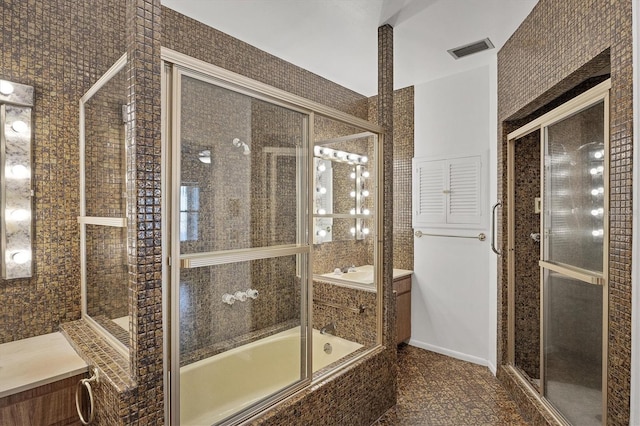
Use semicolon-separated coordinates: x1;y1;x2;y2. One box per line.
412;154;484;229
412;158;446;225
447;157;482;225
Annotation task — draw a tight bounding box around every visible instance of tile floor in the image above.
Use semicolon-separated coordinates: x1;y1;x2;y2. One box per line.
374;345;529;425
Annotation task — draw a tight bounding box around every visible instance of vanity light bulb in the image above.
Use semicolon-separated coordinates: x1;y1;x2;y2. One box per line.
317;229;327;237
10;209;29;221
361;156;368;163
11;120;28;133
350;191;356;198
598;187;604;194
591;209;599;216
361;190;370;197
362;208;370;215
597;166;604;173
362;171;370;178
594;151;603;159
337;151;347;159
350;172;356;179
350;208;356;215
362;228;370;235
590;168;598;175
317;163;326;172
9;164;29;179
0;80;14;95
317;208;326;215
591;189;599;196
317;187;327;194
348;153;359;161
314;146;322;156
350;227;356;235
12;251;29;264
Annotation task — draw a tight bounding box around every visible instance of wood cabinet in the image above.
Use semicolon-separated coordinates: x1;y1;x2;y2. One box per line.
394;275;412;344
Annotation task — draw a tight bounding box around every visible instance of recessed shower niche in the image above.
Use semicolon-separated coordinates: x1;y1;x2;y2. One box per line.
78;54;131;356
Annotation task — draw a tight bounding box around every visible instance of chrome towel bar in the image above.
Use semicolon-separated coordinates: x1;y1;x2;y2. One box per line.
414;230;486;241
313;299;366;314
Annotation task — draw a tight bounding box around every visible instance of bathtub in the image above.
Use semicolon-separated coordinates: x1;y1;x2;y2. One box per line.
180;326;363;425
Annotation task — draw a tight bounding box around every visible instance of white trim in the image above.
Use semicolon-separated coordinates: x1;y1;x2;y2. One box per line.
80;53;127;103
408;339;490;368
77;216;127;227
631;0;640;423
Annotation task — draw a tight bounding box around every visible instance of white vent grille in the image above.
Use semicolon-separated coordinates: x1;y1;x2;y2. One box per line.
448;38;494;59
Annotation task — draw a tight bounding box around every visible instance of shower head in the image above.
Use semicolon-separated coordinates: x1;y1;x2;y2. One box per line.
232;138;251;155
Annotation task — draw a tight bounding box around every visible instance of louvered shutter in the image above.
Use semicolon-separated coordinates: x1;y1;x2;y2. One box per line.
412;154;484;228
412;158;446;225
447;157;482;224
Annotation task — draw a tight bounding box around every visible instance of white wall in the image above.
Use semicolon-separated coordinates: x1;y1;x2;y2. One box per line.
410;62;497;371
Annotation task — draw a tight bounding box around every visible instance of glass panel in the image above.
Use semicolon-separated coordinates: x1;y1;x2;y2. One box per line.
85;224;129;346
544;271;602;425
543;101;605;273
84;65;127;218
178;256;307;426
179;75;304;254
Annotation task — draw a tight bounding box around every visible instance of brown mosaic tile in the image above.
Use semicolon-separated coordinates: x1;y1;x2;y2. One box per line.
376;346;529;426
497;0;633;424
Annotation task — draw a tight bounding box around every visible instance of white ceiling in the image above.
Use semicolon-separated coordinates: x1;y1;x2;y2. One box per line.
161;0;538;96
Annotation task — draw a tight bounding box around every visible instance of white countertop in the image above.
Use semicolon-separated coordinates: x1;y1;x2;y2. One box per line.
0;332;87;398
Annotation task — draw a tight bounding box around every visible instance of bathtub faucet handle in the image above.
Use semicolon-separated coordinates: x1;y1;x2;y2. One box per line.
222;293;236;305
246;288;259;299
234;291;248;302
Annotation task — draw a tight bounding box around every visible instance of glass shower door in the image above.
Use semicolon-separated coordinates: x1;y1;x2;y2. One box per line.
169;68;311;426
541;100;606;425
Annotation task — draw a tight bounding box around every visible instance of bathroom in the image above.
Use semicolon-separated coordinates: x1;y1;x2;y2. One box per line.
1;0;639;425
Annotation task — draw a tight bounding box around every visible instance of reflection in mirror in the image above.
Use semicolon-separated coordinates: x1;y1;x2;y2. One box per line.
79;54;130;355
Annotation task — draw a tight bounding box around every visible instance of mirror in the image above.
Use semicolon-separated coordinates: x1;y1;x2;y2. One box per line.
79;54;130;355
313;136;373;243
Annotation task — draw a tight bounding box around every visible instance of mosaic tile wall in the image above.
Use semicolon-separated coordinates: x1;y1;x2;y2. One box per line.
497;0;633;423
369;86;415;271
0;0;126;344
161;9;399;424
513;131;541;383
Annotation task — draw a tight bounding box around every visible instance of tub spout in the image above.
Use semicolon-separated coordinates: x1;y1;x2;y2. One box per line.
320;322;336;335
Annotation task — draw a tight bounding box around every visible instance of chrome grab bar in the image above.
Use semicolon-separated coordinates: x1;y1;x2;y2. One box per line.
313;299;366;314
491;201;502;256
76;366;99;425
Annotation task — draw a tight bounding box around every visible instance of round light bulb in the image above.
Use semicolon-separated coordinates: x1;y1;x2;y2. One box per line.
317;187;327;194
350;227;356;235
350;208;356;215
12;251;29;264
350;172;356;179
317;229;327;237
362;190;370;197
591;189;599;196
590;168;598;175
350;191;356;198
361;156;368;163
591;209;599;216
317;208;326;215
362;228;370;235
362;208;370;215
10;164;29;178
10;209;29;221
0;80;14;95
594;151;603;159
11;120;28;133
362;171;370;178
317;163;326;172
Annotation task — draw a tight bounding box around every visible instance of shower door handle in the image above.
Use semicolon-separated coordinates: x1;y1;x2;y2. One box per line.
491;201;502;256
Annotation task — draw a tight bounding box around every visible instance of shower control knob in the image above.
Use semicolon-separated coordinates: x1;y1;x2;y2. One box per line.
246;289;259;299
222;293;236;305
234;291;248;302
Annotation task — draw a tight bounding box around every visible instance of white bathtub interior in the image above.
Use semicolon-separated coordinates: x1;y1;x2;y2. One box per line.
179;327;363;426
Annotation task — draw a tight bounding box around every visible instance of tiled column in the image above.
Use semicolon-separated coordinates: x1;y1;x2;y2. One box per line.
125;0;164;423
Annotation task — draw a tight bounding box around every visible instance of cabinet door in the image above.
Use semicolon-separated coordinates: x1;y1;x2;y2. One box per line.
394;277;412;344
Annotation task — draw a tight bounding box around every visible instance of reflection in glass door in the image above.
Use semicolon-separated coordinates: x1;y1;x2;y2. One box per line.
168;67;311;426
541;99;607;426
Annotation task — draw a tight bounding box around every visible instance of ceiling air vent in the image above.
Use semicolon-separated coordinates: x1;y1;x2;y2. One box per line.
447;38;495;60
